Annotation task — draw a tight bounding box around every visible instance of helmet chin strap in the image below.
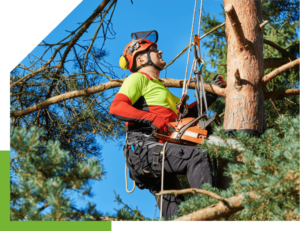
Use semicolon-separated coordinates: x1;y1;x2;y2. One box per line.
135;50;163;72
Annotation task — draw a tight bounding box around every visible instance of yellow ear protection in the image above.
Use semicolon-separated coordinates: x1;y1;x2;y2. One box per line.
119;55;128;70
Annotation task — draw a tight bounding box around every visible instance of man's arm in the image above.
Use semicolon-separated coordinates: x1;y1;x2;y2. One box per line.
109;73;171;133
109;93;156;125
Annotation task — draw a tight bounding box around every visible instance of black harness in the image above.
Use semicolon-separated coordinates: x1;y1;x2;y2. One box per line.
124;132;164;189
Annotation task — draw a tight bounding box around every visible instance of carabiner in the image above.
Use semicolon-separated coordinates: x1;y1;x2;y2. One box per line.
193;34;203;68
198;59;204;70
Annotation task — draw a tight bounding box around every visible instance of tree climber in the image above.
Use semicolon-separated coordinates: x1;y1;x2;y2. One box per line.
109;30;226;220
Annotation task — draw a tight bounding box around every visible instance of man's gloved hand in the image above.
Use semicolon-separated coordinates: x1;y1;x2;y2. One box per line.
151;116;175;134
211;73;227;88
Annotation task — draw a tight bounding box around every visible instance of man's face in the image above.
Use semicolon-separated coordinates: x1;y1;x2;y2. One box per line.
148;45;166;69
136;45;166;70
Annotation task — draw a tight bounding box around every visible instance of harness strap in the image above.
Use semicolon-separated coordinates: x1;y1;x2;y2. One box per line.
151;145;163;174
135;50;163;72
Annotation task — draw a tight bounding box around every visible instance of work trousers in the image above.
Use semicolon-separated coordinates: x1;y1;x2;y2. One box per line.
126;132;213;220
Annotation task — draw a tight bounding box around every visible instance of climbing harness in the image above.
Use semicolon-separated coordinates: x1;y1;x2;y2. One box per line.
124;132;165;193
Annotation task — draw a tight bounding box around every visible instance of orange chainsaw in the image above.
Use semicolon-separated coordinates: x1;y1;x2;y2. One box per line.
154;113;221;146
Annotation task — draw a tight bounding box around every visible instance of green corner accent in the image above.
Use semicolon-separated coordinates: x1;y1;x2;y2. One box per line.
0;151;10;225
1;151;111;231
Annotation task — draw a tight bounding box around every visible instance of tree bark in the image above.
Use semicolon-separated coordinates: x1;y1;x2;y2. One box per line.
223;0;266;135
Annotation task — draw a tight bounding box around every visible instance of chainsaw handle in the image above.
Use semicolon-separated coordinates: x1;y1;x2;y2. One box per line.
175;115;208;140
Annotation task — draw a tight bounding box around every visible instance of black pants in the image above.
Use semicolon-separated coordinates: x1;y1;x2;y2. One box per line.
126;132;213;220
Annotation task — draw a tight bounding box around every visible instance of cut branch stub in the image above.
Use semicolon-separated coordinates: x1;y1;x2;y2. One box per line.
225;4;248;51
259;20;269;29
234;69;242;90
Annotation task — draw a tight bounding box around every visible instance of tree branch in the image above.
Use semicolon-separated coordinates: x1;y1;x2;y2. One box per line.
155;188;227;204
264;39;297;60
11;77;299;118
262;58;300;83
264;89;299;100
10;66;58;88
44;0;116;99
164;22;225;70
174;194;244;221
225;4;248;51
264;57;299;70
220;57;299;70
82;1;116;73
10;79;226;118
259;20;269;28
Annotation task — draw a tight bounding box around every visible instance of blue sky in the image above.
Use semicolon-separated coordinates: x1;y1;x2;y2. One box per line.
13;0;225;219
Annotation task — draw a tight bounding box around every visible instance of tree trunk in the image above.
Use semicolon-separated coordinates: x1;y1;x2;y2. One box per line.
223;0;266;135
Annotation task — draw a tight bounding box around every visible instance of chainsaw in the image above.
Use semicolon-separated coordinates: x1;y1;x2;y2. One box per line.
154;35;221;146
154;113;221;145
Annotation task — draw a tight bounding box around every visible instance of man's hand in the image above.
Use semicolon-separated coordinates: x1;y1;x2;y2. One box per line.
151;116;175;134
211;73;227;88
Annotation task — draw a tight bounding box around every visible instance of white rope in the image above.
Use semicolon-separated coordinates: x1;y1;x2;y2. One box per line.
182;0;198;96
160;142;168;220
183;59;196;96
182;0;204;97
198;0;203;36
125;161;136;193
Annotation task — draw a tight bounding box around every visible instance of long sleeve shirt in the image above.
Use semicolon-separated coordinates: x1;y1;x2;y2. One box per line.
109;72;217;131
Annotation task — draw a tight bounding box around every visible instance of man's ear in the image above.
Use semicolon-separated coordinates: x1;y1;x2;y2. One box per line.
136;55;147;67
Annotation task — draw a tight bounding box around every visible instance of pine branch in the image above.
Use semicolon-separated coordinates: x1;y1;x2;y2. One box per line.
10;79;225;118
155;188;227;204
262;58;300;83
174;194;244;221
10;66;58;88
11;77;299;118
264;39;297;60
219;58;299;70
264;57;299;70
45;0;116;99
264;88;299;100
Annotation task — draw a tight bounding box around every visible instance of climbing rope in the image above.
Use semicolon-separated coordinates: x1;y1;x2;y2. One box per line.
198;0;203;35
160;141;168;220
182;0;204;97
182;0;198;96
125;161;136;193
163;22;225;72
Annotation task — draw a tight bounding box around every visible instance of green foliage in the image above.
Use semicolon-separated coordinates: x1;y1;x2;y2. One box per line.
177;115;300;220
113;191;150;221
10;127;105;221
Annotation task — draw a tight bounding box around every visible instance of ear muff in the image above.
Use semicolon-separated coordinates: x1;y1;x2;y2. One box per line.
119;55;128;70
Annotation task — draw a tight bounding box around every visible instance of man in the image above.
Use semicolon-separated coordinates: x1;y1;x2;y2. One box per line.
109;30;226;220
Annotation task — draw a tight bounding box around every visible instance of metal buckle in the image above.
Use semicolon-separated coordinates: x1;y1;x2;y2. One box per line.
152;162;160;168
